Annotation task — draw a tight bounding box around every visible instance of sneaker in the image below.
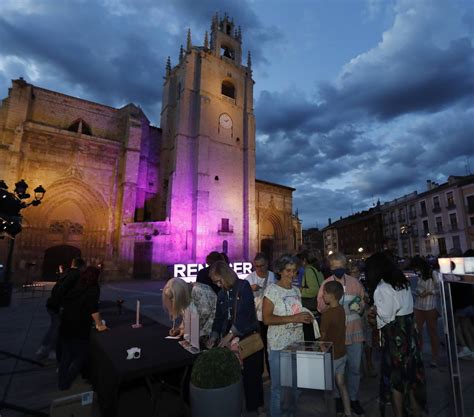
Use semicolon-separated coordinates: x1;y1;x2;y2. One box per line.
351;400;365;416
35;346;48;359
335;398;343;414
458;347;472;359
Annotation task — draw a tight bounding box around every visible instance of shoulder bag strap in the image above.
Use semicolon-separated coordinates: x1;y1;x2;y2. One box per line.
232;280;242;324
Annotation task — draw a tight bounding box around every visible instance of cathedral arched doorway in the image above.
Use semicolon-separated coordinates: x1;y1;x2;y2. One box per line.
260;215;283;267
260;238;274;266
42;245;81;280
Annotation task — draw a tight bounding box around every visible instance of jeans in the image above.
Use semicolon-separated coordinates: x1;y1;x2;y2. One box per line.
269;350;298;417
58;338;89;390
345;342;363;401
269;350;282;417
41;308;60;352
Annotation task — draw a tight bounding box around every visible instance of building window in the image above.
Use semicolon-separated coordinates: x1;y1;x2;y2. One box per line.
467;195;474;214
420;201;427;216
470;216;474;226
409;205;416;219
452;235;461;250
67;119;92;135
423;220;429;234
446;191;455;208
219;218;233;233
222;240;228;254
449;213;458;231
221;45;235;60
398;208;405;222
402;241;409;254
413;239;419;254
221;80;235;99
435;216;443;233
425;239;431;254
432;196;441;213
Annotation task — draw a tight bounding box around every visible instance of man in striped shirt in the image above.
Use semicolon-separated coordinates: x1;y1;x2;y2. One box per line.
317;252;366;416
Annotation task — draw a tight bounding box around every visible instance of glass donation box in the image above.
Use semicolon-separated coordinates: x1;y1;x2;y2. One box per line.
280;341;334;391
437;257;474;417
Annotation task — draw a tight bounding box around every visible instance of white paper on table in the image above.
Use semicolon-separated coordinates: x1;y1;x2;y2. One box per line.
165;336;181;339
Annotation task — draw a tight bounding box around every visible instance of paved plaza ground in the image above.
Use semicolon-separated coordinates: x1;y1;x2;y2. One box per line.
0;280;473;417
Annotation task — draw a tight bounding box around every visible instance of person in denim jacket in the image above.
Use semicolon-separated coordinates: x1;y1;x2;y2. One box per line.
208;261;265;417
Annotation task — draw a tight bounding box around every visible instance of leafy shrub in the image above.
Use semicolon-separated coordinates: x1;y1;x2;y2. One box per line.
190;347;241;389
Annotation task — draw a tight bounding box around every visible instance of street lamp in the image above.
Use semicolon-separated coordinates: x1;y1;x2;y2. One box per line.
358;247;364;253
0;179;46;307
400;223;413;258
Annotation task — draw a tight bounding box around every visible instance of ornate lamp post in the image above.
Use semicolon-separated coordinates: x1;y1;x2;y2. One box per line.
0;179;46;307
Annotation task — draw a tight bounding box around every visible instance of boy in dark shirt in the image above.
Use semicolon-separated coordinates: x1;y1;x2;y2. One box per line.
320;280;351;417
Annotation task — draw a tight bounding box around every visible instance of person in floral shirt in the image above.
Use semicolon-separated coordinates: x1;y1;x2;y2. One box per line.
263;254;313;417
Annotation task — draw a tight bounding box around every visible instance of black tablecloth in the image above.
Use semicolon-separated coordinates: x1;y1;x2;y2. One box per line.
89;321;194;415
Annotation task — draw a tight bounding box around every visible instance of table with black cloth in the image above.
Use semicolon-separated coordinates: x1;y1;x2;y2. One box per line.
89;320;194;417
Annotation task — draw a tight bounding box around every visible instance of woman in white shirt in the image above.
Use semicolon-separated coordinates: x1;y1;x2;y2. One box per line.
366;253;426;417
411;256;440;367
262;254;313;417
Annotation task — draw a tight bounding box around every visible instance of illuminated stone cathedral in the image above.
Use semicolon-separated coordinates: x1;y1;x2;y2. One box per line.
0;14;302;281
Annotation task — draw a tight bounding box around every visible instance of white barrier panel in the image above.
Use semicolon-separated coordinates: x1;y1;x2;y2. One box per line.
173;262;253;282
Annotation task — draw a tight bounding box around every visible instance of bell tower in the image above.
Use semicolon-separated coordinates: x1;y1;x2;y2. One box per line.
160;14;256;263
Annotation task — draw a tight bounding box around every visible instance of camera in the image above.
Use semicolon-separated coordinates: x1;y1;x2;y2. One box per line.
126;347;141;360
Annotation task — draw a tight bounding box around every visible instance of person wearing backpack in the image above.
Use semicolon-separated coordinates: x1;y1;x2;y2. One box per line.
297;251;324;341
36;258;86;360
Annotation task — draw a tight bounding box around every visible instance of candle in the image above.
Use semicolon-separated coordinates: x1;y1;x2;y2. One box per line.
132;299;143;328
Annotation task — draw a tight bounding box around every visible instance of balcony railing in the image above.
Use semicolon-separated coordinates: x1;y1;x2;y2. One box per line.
409;212;417;220
436;226;444;234
467;205;474;214
449;224;459;232
218;225;234;234
432;206;442;214
446;203;456;210
420;209;428;217
398;216;406;223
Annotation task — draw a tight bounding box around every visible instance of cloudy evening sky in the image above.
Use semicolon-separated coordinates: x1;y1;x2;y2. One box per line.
1;0;473;228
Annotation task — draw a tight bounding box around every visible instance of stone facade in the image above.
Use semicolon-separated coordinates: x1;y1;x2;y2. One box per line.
0;15;302;282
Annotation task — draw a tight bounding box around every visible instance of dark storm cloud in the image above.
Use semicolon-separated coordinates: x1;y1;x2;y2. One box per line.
256;38;474;138
255;1;474;226
0;0;276;123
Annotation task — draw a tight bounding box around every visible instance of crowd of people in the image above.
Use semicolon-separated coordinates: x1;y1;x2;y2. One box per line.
37;248;474;417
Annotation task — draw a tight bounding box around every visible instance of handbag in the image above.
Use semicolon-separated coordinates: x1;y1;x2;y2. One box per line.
232;282;264;360
238;332;264;360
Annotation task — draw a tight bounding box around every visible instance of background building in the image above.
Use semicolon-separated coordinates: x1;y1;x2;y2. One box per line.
321;175;474;260
302;227;324;260
0;15;302;282
322;205;384;258
381;175;474;257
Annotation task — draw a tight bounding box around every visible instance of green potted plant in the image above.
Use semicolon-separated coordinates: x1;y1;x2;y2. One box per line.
190;347;242;417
